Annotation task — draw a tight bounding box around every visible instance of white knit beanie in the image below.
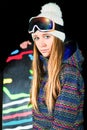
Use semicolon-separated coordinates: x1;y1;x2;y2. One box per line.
31;2;66;42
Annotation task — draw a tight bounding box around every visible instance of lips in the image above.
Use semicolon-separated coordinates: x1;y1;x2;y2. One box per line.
41;49;49;53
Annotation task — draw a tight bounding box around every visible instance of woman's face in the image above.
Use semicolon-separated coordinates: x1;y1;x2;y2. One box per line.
32;31;54;57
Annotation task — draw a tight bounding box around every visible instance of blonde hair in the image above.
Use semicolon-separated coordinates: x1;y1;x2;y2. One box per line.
30;37;64;112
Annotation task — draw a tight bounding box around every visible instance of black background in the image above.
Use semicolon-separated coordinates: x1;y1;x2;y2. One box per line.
1;0;87;129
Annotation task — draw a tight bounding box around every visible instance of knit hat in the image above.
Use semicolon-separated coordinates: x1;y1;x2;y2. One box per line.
30;2;65;42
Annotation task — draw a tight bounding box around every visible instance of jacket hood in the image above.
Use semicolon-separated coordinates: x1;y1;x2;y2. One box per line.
63;41;84;72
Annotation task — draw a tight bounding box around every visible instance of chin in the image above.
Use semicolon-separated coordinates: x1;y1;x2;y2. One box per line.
42;54;49;57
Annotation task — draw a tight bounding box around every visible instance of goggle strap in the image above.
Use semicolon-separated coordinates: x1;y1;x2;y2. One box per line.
55;23;64;32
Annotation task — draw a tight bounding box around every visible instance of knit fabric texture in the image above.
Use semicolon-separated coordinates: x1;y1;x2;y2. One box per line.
32;44;84;130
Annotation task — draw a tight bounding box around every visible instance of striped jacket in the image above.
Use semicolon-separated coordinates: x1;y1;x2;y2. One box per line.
32;44;85;130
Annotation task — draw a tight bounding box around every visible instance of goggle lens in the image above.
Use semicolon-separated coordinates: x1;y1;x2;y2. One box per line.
28;17;54;33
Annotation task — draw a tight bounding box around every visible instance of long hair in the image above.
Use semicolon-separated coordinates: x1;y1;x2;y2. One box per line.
30;37;64;112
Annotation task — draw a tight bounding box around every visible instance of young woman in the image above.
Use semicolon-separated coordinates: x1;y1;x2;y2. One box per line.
21;2;85;129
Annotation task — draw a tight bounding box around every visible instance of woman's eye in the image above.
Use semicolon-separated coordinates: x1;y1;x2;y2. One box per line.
44;35;50;39
33;37;39;41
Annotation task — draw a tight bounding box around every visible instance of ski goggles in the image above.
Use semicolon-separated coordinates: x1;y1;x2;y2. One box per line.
28;17;64;33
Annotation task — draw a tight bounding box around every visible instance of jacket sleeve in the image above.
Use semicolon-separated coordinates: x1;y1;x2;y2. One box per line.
51;66;84;130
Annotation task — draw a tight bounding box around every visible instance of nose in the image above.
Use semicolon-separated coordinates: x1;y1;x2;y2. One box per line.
39;38;46;47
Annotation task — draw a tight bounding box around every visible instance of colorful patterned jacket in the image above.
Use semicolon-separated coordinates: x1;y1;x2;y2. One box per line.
33;42;85;130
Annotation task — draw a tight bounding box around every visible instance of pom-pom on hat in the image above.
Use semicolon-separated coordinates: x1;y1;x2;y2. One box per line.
30;2;66;42
38;2;64;26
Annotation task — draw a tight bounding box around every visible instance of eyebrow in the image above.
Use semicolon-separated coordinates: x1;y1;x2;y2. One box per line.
33;32;52;37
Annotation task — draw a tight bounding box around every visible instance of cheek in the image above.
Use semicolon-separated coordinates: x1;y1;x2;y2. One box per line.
48;42;53;49
35;43;40;51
